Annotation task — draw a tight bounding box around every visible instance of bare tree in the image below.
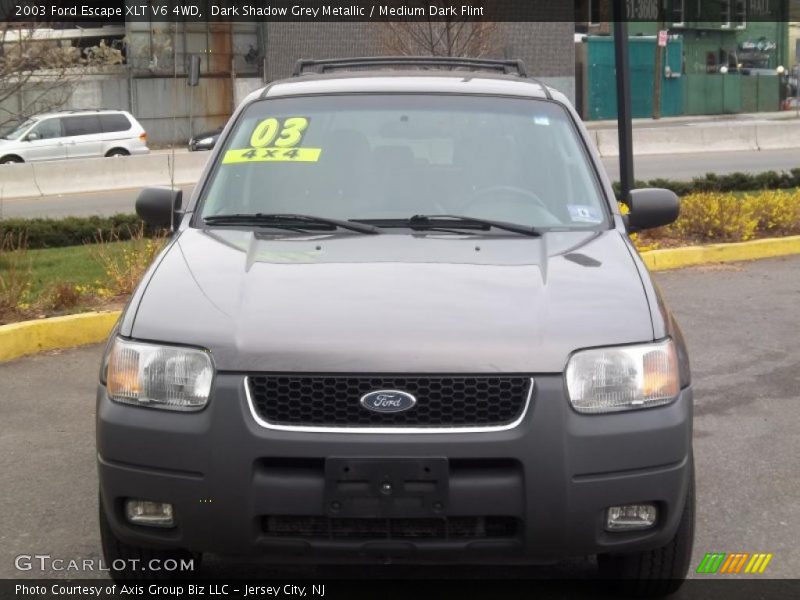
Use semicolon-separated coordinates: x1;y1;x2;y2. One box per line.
380;2;498;58
0;20;123;131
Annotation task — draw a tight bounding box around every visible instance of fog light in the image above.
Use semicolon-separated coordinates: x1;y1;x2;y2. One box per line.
606;504;657;531
125;499;175;528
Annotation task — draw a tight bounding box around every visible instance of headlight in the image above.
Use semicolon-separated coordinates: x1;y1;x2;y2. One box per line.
106;338;214;411
565;339;679;414
197;137;214;145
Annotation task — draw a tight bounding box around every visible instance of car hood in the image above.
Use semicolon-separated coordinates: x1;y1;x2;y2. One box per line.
129;228;654;373
0;138;23;148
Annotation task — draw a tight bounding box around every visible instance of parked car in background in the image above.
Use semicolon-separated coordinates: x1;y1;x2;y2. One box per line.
188;127;222;151
0;110;149;164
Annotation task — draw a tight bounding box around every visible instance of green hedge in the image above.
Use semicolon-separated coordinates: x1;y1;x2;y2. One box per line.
614;168;800;198
0;214;159;250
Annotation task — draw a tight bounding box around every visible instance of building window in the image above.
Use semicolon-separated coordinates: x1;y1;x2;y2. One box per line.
588;0;601;25
734;0;746;28
720;0;732;28
671;0;686;26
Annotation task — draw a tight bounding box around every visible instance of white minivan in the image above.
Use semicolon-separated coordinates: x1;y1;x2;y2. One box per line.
0;110;149;164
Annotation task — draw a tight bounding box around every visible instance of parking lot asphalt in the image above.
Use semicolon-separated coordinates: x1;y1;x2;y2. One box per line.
1;256;798;584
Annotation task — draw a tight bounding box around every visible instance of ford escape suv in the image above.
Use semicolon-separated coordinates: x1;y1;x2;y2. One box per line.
97;57;693;594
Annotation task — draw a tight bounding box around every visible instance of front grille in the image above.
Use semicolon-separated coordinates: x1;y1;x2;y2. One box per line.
263;516;520;540
247;375;532;428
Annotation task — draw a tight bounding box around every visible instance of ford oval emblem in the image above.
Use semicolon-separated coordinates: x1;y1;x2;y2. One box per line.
360;390;417;414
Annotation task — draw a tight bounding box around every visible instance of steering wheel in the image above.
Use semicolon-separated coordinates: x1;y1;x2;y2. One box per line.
465;185;548;214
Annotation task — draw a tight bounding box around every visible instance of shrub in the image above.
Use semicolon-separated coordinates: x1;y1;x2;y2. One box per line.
634;189;800;248
614;168;800;199
0;214;160;250
747;190;800;236
90;224;167;295
666;192;760;242
0;232;32;319
39;281;84;311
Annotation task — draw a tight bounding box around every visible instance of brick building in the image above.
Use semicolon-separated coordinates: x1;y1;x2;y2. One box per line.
259;22;576;100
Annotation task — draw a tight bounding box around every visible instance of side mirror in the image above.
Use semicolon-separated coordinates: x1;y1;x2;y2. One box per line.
25;132;40;141
136;187;183;229
624;188;680;232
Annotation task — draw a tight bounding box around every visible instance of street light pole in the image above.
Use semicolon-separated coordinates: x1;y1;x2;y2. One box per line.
613;1;635;203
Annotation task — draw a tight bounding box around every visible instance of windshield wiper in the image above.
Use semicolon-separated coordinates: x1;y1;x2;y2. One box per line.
403;214;542;237
203;213;381;235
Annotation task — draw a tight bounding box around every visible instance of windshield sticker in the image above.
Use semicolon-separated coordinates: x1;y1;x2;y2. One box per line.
223;116;322;164
567;204;602;223
533;116;550;126
223;147;321;164
250;116;309;147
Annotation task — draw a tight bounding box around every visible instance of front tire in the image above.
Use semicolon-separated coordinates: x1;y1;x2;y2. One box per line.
106;148;129;157
0;155;23;164
597;461;695;597
99;497;201;582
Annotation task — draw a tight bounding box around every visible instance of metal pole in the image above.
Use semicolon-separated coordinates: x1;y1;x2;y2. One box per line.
189;81;194;140
756;73;760;111
652;4;664;119
613;2;635;203
231;57;236;114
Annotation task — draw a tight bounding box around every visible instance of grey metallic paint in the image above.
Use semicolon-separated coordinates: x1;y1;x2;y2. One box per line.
102;72;691;561
126;228;656;374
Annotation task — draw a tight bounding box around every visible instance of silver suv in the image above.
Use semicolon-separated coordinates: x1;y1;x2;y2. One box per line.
98;57;693;595
0;109;149;164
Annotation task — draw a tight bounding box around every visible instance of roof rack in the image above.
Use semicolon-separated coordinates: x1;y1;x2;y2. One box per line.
293;56;528;77
291;56;552;99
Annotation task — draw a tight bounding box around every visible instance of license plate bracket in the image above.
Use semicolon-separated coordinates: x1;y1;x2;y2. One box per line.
324;457;449;518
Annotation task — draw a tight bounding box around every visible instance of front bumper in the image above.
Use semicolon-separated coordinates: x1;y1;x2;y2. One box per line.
96;375;693;564
127;144;150;156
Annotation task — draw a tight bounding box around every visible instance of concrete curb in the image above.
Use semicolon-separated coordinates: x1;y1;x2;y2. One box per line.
0;311;120;363
2;153;208;200
642;235;800;271
1;236;800;362
593;121;800;157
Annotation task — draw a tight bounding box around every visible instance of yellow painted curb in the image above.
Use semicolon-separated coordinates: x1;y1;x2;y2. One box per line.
641;235;800;271
0;311;121;363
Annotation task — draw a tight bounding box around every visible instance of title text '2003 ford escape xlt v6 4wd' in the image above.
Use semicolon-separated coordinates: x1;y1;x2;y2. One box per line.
97;57;694;594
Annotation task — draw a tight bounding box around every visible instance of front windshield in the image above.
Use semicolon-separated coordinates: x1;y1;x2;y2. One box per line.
198;94;608;230
1;118;35;140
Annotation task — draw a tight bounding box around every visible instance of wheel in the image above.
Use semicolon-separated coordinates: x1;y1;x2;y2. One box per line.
99;496;201;582
597;460;695;597
106;148;129;157
0;155;23;164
